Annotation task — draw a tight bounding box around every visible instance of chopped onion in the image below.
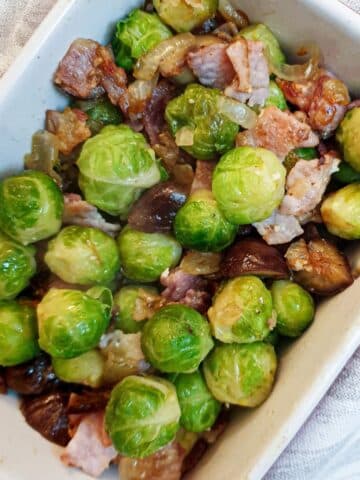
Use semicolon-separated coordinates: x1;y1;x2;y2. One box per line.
175;127;195;147
180;251;222;276
218;0;249;29
128;76;158;103
217;96;257;129
267;44;321;82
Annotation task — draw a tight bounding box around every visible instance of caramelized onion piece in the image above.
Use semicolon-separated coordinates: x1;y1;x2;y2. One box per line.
180;251;222;276
218;0;249;28
5;354;60;395
21;393;70;446
217;96;257;129
267;44;321;82
128;181;188;233
67;390;111;414
285;238;353;295
221;238;289;279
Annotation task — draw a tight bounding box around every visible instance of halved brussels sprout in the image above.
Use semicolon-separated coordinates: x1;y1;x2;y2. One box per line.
141;304;214;373
44;226;120;286
208;276;273;344
265;80;288;111
174;189;237;252
72;97;122;134
203;342;277;406
271;280;314;337
77;125;161;217
105;375;181;457
113;285;159;333
240;23;286;68
0;170;64;245
333;162;360;184
165;84;239;160
52;349;105;388
0;232;36;300
117;226;182;282
336;107;360;172
169;370;221;433
112;9;172;71
37;288;111;358
154;0;218;32
212;146;286;224
0;301;39;367
321;183;360;240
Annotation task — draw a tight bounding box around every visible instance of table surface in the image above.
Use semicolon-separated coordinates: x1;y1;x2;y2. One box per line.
0;2;359;480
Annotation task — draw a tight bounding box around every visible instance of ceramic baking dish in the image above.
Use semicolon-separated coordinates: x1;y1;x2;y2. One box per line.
0;1;359;479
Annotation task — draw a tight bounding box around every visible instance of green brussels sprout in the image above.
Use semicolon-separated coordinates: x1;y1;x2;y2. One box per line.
52;349;105;388
0;301;39;366
154;0;218;32
212;146;286;224
321;183;360;240
117;226;182;282
0;170;64;245
105;375;180;457
0;232;36;300
112;9;172;71
264;329;280;347
169;370;221;432
333;161;360;184
165;84;239;160
203;342;277;407
44;226;120;286
113;285;159;333
284;147;318;173
208;276;273;344
72;97;122;134
265;80;288;111
37;288;111;358
271;280;314;337
336;107;360;172
174;189;237;252
141;304;214;373
77;125;161;217
240;23;286;68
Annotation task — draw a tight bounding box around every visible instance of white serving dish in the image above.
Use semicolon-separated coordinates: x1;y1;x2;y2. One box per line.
0;1;359;479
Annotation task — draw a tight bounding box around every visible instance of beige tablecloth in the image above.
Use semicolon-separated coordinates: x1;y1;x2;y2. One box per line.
0;2;359;479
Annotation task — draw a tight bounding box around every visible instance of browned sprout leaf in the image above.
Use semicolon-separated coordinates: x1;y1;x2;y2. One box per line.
285;238;353;295
221;238;289;279
180;251;222;276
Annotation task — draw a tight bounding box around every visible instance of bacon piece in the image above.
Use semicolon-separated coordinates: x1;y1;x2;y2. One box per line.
181;289;211;314
46;108;91;155
191;160;216;193
280;153;340;217
226;38;250;91
161;268;207;301
54;39;128;113
236;106;319;160
61;412;117;477
63;193;120;236
187;43;235;89
253;210;304;245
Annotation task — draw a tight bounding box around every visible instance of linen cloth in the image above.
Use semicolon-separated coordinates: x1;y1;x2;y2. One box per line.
0;1;359;479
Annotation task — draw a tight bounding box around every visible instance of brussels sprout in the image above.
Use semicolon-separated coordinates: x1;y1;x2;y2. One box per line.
113;285;159;333
0;232;36;300
77;125;161;217
112;9;172;71
154;0;218;32
284;147;318;173
265;80;288;111
271;280;314;337
321;183;360;240
44;226;120;286
174;190;237;252
52;349;104;387
203;342;277;407
37;288;111;358
169;370;221;432
141;304;214;373
264;329;280;347
165;84;239;160
333;161;360;184
0;170;64;245
212;146;286;224
0;301;39;367
336;107;360;172
105;375;180;457
240;23;286;67
208;276;273;344
72;97;122;134
117;226;182;282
